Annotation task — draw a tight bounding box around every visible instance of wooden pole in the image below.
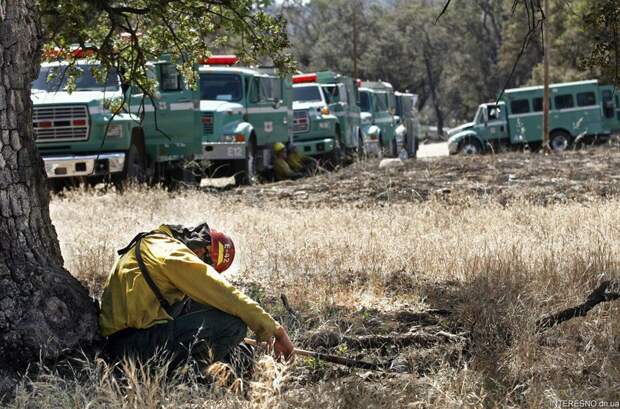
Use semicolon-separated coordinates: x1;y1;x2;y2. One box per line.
243;338;385;371
352;0;359;79
542;0;551;153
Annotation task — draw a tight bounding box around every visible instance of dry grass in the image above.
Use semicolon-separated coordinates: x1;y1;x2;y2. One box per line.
9;179;620;408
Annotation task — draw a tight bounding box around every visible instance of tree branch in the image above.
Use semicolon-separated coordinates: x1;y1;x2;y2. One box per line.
536;280;620;332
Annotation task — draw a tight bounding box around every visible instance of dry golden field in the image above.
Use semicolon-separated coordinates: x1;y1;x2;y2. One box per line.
8;149;620;408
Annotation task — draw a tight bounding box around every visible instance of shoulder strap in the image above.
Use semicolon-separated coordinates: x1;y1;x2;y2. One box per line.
134;236;175;317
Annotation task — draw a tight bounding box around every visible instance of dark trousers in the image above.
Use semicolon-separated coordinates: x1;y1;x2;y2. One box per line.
107;302;248;370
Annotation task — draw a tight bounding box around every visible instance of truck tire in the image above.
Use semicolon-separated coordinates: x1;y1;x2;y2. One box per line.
459;138;482;155
391;138;398;158
549;130;571;152
235;139;257;185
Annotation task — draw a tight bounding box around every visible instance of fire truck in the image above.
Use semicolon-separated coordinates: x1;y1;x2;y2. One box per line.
197;56;293;183
31;57;201;184
358;81;398;157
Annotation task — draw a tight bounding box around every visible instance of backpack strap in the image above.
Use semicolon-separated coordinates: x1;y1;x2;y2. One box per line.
134;235;175;317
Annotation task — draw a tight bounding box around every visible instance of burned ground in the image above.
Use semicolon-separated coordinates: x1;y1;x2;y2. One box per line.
226;146;620;207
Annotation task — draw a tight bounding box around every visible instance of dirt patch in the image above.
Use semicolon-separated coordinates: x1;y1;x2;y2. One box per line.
221;146;620;207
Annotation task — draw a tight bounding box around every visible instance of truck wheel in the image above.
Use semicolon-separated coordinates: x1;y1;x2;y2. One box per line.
549;130;571;152
459;138;482;155
235;140;257;185
391;138;398;157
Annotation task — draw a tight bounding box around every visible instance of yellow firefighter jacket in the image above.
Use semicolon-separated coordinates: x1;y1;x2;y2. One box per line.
99;225;280;341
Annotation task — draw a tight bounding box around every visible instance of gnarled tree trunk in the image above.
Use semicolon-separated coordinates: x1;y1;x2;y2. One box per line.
0;0;99;394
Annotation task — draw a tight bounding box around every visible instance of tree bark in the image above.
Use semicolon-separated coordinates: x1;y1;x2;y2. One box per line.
0;0;99;392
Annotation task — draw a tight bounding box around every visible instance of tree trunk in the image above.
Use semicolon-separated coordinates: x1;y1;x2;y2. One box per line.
0;0;99;393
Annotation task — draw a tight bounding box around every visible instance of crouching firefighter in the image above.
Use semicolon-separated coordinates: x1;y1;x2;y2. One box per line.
99;223;294;376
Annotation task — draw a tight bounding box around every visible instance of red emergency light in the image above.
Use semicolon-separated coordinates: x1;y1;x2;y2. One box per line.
201;55;239;65
72;119;86;126
292;73;318;84
38;121;53;128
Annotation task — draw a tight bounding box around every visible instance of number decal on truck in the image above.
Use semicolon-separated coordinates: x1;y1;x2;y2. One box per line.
227;146;244;158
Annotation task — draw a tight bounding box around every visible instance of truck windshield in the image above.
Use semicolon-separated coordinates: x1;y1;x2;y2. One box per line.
32;65;120;92
322;85;339;103
473;106;485;123
200;74;243;102
359;91;371;112
293;86;323;103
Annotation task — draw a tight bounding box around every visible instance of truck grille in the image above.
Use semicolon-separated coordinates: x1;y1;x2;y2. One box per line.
293;110;309;133
33;105;89;142
202;112;214;135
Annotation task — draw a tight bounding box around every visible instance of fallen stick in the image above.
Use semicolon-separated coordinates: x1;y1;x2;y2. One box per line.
536;280;620;332
243;338;384;371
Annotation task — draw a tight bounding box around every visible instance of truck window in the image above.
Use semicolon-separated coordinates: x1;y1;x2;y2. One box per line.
268;77;282;101
32;64;120;92
199;73;242;102
510;99;530;114
487;106;501;121
532;97;552;112
554;94;574;110
375;93;388;111
576;92;596;107
293;86;323;103
359;91;371;112
322;85;338;103
160;63;181;91
602;90;614;118
338;84;348;104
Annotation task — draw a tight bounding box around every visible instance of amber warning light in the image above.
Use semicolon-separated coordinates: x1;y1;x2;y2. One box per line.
292;73;318;84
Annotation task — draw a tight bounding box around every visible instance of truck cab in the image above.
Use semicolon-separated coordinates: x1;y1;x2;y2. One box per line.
315;71;362;158
358;81;397;157
198;56;292;183
31;59;201;182
394;92;421;159
291;73;339;161
447;102;507;154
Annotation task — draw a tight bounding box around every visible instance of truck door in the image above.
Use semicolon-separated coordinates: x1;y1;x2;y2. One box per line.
484;104;508;142
157;63;200;158
247;75;288;146
130;63;198;162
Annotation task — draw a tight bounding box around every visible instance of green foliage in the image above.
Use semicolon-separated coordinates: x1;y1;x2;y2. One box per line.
38;0;295;96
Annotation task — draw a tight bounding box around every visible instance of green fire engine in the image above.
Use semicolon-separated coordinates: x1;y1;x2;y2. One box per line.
31;58;201;183
315;71;363;158
197;56;292;183
291;73;339;161
358;81;398;157
394;91;420;158
447;80;620;155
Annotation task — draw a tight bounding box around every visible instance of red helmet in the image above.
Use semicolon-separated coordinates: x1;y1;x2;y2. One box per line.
209;230;235;272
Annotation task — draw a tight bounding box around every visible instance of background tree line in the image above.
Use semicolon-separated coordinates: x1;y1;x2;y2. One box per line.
279;0;618;134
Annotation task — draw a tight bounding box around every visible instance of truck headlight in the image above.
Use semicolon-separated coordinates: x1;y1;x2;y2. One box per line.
319;121;330;129
105;124;123;139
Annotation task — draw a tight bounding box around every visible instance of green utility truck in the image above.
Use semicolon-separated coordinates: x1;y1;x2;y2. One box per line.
316;71;363;157
291;73;339;161
197;56;292;183
394;91;420;158
447;80;620;155
358;81;397;157
32;60;201;183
